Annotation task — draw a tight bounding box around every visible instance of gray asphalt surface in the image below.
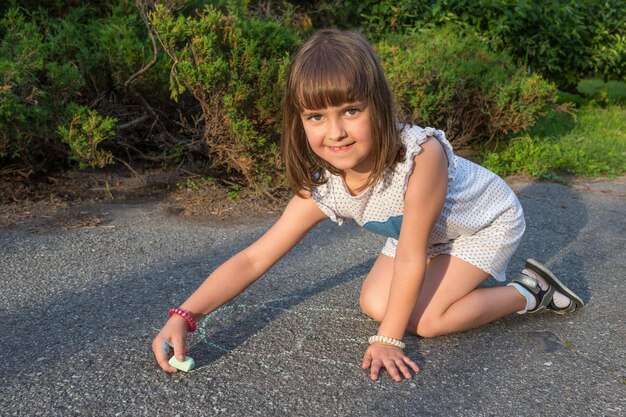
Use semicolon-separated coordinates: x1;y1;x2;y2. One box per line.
1;177;625;417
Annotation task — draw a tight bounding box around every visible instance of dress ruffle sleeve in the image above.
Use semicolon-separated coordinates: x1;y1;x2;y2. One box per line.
399;125;458;193
311;178;346;225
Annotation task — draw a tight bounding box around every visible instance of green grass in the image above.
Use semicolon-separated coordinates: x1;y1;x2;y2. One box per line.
481;104;626;180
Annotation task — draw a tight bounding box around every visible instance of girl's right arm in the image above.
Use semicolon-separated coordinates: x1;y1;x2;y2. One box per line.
152;194;328;372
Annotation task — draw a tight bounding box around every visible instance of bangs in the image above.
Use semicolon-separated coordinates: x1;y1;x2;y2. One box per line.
294;49;368;111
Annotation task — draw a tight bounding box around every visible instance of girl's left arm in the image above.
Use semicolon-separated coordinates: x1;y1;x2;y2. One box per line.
363;137;448;381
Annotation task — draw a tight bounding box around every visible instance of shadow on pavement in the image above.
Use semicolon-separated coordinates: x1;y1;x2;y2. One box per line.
511;181;590;302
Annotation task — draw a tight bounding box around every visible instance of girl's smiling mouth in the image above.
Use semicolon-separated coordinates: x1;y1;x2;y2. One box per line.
328;143;355;152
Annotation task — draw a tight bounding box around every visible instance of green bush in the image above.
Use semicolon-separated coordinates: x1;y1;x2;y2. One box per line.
295;0;435;37
1;1;114;18
577;79;626;105
482;105;626;178
0;7;66;166
0;3;172;173
149;3;300;192
355;0;433;38
94;3;171;100
376;26;555;147
5;0;613;193
303;0;626;90
58;103;117;169
432;0;626;89
555;91;586;107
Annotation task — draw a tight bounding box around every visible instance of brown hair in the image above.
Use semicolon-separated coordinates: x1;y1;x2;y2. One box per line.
281;29;405;197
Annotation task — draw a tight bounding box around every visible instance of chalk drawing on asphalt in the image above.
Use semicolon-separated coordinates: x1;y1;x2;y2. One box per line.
191;296;371;370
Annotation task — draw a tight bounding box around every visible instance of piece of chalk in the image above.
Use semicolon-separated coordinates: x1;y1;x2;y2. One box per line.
168;356;195;372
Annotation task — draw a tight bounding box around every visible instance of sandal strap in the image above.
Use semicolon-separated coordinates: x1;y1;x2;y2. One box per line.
549;299;576;315
512;273;555;314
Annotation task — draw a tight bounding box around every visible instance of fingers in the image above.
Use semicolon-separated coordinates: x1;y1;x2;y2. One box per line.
151;337;176;373
391;355;420;380
152;316;190;373
171;333;188;362
369;359;382;381
361;350;372;369
395;358;413;380
403;355;420;373
369;358;403;382
363;344;420;382
385;359;404;382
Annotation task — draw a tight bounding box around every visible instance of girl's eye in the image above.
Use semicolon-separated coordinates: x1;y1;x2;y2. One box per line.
345;108;359;116
308;114;322;121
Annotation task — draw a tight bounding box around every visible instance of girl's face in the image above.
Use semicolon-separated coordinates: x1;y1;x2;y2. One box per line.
300;100;373;181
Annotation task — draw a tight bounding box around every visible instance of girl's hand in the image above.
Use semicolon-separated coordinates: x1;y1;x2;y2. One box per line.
151;315;189;372
362;342;420;382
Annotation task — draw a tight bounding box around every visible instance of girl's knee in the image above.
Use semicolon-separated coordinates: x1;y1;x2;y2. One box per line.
413;323;440;339
359;291;385;322
411;313;445;339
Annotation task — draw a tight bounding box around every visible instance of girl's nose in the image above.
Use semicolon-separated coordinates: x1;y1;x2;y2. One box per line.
327;119;347;141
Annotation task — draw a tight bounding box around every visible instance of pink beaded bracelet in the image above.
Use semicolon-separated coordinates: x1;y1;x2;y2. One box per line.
167;307;197;333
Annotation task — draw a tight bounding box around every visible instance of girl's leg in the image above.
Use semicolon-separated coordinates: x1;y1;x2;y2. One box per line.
359;253;526;338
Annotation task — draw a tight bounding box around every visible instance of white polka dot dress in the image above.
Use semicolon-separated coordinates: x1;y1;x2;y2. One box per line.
312;125;526;282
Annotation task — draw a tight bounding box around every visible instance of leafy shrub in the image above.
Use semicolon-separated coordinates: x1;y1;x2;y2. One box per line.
294;0;434;37
149;3;300;193
482;136;555;178
376;26;555;147
302;0;626;90
433;0;626;89
555;91;586;107
0;7;67;167
5;0;615;193
577;79;626;104
354;0;432;39
482;105;626;178
0;3;172;173
94;3;171;100
58;104;117;169
1;1;114;18
605;81;626;102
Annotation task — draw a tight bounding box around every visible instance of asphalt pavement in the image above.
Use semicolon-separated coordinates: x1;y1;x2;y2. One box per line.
0;176;624;417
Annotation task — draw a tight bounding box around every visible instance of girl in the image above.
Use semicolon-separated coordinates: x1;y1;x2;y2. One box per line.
152;29;583;381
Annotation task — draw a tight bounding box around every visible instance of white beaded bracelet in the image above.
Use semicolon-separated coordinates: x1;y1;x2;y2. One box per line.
368;335;406;349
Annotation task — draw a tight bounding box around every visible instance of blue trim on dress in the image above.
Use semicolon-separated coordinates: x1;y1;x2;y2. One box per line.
362;215;404;239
